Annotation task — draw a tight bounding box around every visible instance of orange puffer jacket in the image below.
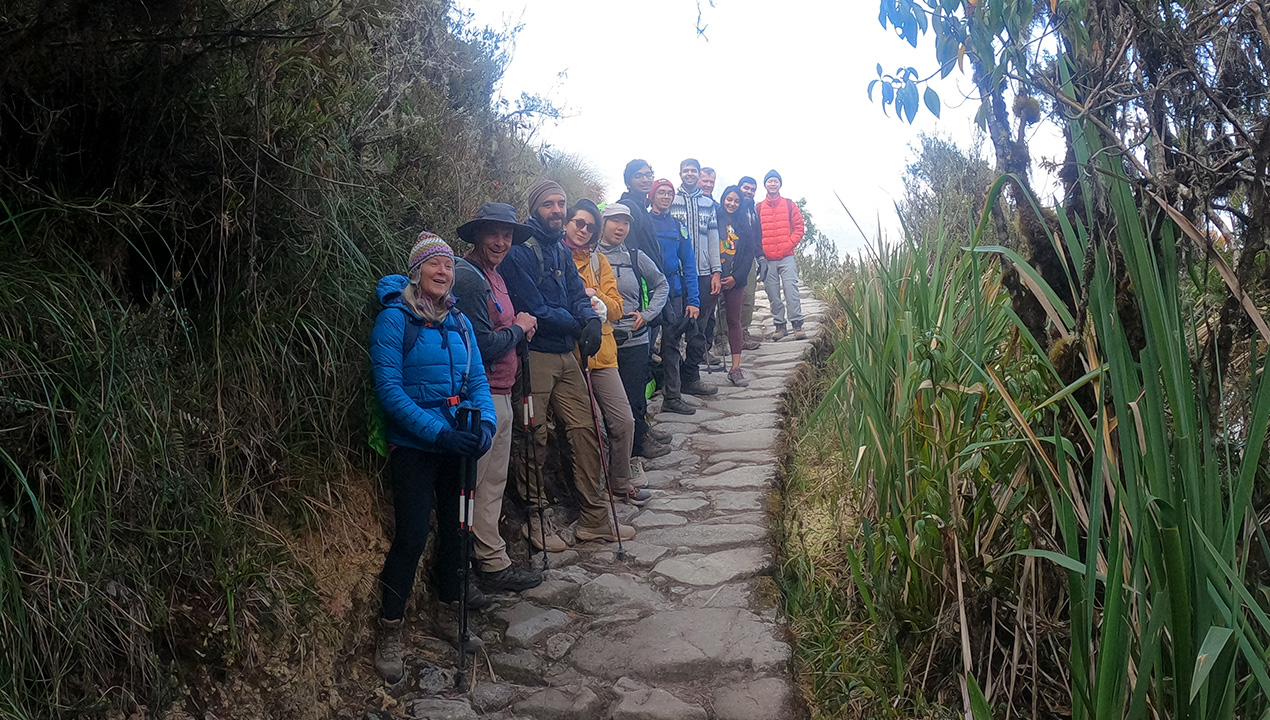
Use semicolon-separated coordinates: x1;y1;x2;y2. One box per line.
756;195;805;260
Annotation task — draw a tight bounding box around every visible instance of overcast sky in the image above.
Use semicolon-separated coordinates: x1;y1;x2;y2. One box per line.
462;0;1062;254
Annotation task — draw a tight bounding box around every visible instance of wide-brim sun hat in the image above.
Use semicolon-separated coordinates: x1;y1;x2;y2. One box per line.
457;202;535;244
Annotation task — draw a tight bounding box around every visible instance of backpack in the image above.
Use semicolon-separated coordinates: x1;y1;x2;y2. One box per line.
367;308;473;457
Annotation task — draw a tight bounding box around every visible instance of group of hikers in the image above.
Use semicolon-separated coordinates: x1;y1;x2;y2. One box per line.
367;158;808;682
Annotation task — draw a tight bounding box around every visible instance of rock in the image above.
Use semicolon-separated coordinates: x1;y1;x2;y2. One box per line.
655;407;725;423
682;583;753;608
489;649;544;685
685;464;772;492
406;698;477;720
705;396;781;416
412;661;451;694
545;632;576;661
648;496;709;513
471;682;518;713
521;579;580;605
497;604;572;646
587;540;669;566
614;676;649;695
546;549;581;568
709;490;765;512
652;548;771;586
713;677;796;720
512;684;602;720
611;688;708;720
739;375;792;391
543;565;589;585
644;449;700;471
631;511;688;528
701;511;769;526
705;451;773;466
574;573;664;614
569;608;791;680
652;421;696;435
691;429;778;454
639;470;679;488
700;413;780;434
636;523;767;551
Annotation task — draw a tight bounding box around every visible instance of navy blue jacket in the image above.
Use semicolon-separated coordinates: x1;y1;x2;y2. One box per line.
649;210;700;307
369;275;496;451
501;216;598;354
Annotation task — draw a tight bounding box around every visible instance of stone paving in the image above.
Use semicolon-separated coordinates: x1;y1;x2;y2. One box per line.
384;290;827;720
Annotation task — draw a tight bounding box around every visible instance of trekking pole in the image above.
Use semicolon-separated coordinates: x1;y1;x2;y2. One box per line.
517;342;550;571
453;405;481;689
580;356;627;562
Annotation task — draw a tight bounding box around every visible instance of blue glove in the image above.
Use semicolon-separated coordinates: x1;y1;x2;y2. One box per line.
435;429;480;456
477;421;496;457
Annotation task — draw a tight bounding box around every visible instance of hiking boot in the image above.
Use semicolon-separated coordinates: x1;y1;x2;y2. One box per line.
702;350;723;369
682;379;718;396
527;513;568;552
795;327;807;340
743;331;761;350
640;438;672;458
646;425;672;443
576;521;636;543
629;457;646;487
728;368;750;387
374;618;405;684
444;623;485;654
480;563;543;593
662;397;697;415
439;579;489;610
617;488;653;506
771;325;787;341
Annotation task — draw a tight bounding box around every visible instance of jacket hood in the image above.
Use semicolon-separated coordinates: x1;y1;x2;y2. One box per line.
377;274;413;311
523;215;565;245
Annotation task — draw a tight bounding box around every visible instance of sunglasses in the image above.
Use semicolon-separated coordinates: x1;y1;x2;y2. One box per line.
571;217;595;233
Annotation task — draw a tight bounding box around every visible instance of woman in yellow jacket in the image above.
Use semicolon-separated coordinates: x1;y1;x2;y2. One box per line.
563;200;652;505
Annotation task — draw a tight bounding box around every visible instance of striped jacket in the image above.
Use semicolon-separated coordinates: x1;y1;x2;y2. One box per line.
669;185;721;275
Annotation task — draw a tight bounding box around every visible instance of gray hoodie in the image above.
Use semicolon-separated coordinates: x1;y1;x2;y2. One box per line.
598;241;669;349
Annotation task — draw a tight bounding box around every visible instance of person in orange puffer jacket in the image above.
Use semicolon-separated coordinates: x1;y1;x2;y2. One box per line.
755;169;806;340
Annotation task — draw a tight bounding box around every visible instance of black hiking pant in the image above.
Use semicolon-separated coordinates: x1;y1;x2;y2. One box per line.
617;343;652;456
379;446;463;621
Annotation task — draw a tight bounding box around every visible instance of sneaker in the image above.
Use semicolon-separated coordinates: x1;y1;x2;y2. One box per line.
640;438;672;458
617;488;653;506
646;426;672;443
682;379;718;396
374;618;405;683
662;397;697;415
480;563;543;592
728;368;749;387
439;578;489;610
575;521;636;543
526;513;568;552
771;325;787;341
742;331;761;351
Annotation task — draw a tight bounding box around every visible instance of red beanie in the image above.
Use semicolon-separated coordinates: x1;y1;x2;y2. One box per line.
648;178;675;200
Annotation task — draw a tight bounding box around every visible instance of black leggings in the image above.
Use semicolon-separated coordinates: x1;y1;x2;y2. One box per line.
616;343;652;456
380;446;463;621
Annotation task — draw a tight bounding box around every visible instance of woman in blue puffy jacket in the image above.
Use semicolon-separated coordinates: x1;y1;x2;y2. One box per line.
368;231;497;684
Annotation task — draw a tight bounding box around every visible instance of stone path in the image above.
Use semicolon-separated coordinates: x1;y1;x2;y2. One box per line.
382;289;827;720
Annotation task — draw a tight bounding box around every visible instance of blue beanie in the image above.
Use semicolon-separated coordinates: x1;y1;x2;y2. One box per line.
764;169;782;185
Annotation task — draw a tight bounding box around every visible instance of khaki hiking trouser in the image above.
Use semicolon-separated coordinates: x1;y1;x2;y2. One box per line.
473;393;514;573
511;350;610;529
586;366;635;493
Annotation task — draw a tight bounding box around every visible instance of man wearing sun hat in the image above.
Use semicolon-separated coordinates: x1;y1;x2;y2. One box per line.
501;180;635;551
452;203;545;592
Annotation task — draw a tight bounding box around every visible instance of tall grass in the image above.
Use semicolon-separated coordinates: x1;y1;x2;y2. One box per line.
782;75;1270;718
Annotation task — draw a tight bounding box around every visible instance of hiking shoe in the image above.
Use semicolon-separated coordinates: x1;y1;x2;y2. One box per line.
795;328;807;340
702;350;723;369
480;563;543;593
728;368;750;387
646;426;672;443
440;579;489;610
662;397;697;415
743;331;761;351
445;625;485;655
771;325;787;341
640;438;672;458
527;513;568;552
576;521;636;543
617;488;653;506
682;379;718;396
374;618;405;684
629;457;646;486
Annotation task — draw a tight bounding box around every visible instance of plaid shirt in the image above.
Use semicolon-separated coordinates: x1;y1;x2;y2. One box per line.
669;185;721;274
